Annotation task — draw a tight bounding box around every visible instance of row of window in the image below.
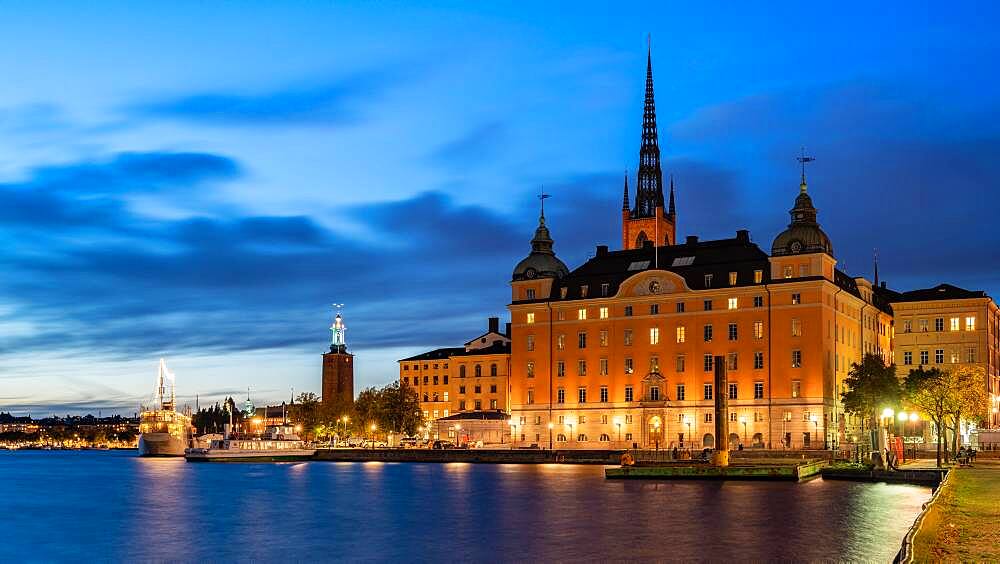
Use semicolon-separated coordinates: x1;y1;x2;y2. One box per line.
529;318;803;351
402;362;449;371
527;380;802;405
401;363;500;378
523;294;803;324
513;408;813;429
901;316;977;333
902;347;977;365
527;349;802;378
419;383;500;402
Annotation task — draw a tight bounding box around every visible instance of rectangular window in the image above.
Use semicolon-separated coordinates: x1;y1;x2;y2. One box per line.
527;389;534;404
676;384;685;401
625;357;634;374
676;302;685;313
578;388;587;403
703;299;713;311
557;388;565;403
526;361;535;377
950;350;960;364
649;386;660;401
791;318;802;337
704;413;713;423
676;326;686;343
966;316;976;331
624;329;633;346
903;320;912;333
791;350;802;368
799;264;809;277
599;330;608;347
578;308;587;321
967;347;976;363
728;323;738;341
600;386;608;403
580;285;588;298
474;385;481;393
754;351;764;370
557;334;565;350
920;350;929;364
526;313;535;324
704;384;713;400
578;332;587;349
950;317;960;331
676;354;686;372
935;317;944;331
935;349;944;363
490;384;497;393
754;270;763;284
754;382;764;399
792;293;801;305
903;351;912;365
649;355;659;372
526;288;536;300
624;305;633;317
489;399;497;409
650;304;659;315
729;272;738;286
599;306;609;319
783;265;793;279
704;324;713;342
726;352;738;371
919;319;928;332
753;320;763;339
650;327;660;345
600;358;608;376
526;335;535;351
578;360;587;376
727;382;738;400
704;354;714;372
601;283;610;296
728;297;738;310
791;380;801;398
704;274;713;287
624;386;633;402
443;391;449;401
557;361;565;377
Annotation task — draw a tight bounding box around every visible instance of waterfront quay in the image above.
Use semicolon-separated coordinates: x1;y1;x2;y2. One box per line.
314;447;622;464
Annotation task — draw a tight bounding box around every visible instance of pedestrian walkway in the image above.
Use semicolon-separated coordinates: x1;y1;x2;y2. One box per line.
910;460;1000;561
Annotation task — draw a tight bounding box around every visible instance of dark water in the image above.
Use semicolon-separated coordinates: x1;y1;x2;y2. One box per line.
0;451;930;562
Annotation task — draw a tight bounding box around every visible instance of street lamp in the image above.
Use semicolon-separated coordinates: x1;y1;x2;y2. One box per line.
684;416;692;451
652;419;661;451
508;420;517;450
548;422;554;450
453;423;462;447
566;417;575;445
613;416;622;447
740;416;748;446
810;414;818;449
369;422;377;450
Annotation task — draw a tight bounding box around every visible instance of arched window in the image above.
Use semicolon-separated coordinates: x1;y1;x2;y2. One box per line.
474;364;482;377
599;433;610;442
459;365;466;378
703;433;715;448
635;231;648;247
556;434;567;442
664;233;671;246
752;433;764;448
728;433;741;449
490;363;497;377
577;434;588;442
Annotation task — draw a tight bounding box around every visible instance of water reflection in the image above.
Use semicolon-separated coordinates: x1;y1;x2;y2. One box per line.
0;452;930;561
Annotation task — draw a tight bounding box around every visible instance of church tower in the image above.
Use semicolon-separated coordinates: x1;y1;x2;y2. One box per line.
622;43;676;250
321;306;354;406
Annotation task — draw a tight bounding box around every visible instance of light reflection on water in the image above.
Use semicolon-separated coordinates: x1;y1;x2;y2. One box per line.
0;451;929;561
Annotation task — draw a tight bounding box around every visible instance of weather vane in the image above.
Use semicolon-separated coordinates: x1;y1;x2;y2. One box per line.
797;147;815;188
538;186;550;219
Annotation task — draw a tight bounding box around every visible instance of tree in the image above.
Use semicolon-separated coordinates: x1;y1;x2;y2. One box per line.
378;381;423;435
841;354;902;434
288;392;322;441
948;366;990;456
904;367;954;468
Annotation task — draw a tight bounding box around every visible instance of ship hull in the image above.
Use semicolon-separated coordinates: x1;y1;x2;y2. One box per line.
185;449;316;462
138;432;189;457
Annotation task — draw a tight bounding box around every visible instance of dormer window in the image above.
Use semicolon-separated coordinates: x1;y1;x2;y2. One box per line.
580;285;589;298
728;272;737;286
601;283;610;296
704;274;713;287
526;288;536;300
560;288;568;299
783;266;793;279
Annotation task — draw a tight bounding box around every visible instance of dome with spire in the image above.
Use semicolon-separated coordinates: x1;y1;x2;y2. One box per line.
512;206;569;281
771;173;834;257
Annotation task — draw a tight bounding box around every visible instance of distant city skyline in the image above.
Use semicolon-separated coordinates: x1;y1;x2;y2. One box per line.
2;1;999;414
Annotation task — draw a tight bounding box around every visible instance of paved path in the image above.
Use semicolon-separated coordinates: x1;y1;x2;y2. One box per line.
911;460;1000;562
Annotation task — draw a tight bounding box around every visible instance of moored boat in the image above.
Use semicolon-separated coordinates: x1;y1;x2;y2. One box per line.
185;425;315;462
138;359;194;457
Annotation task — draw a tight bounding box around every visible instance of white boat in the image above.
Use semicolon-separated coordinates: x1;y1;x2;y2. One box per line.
137;359;194;457
185;425;315;462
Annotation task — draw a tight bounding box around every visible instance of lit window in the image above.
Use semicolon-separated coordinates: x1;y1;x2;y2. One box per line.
754;270;763;284
600;358;608;376
950;350;959;364
753;320;764;339
729;272;738;286
600;330;608;347
791;350;802;368
950;317;960;331
623;329;633;346
791;293;801;305
527;389;534;404
728;297;738;310
783;266;793;279
624;358;633;374
649;355;659;372
966;316;976;331
791;380;801;398
650;327;660;345
578;360;587;376
676;326;686;343
599;306;609;319
526;362;534;377
526;313;535;324
578;308;587;320
526;335;535;351
791;318;802;337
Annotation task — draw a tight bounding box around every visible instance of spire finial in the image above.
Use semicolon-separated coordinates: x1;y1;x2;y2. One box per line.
873;248;879;287
330;303;346;349
538;187;550;225
622;171;630;211
668;174;676;217
797;147;815;192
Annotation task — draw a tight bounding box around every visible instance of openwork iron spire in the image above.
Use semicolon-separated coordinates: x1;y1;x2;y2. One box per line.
668;173;676;218
622;171;630;211
634;38;664;218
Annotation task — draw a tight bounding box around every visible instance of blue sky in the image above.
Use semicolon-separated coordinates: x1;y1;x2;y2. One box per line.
2;1;999;415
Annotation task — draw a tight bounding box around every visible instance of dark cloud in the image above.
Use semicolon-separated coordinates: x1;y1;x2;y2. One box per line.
427;121;509;169
126;70;397;127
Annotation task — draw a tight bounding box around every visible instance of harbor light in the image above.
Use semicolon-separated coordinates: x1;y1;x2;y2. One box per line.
881;408;894;419
909;413;919;422
897;412;908;422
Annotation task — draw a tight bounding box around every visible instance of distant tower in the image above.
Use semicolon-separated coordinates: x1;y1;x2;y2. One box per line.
322;305;355;405
622;39;676;250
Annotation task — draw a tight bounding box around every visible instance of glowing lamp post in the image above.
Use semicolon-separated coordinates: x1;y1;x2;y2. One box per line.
369;423;377;450
613;416;622;447
810;414;819;449
740;416;748;446
508;420;517;450
685;416;692;450
547;422;554;450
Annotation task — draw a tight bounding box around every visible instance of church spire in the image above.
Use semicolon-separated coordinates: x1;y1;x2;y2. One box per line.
634;35;664;218
668;174;676;218
622;171;630;211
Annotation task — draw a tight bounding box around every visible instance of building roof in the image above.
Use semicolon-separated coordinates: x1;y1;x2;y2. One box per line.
890;283;988;303
453;341;510;357
398;347;464;362
435;410;509;421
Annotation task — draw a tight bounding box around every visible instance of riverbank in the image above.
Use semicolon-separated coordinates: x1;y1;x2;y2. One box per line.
606;459;826;480
313;447;623;464
909;460;1000;561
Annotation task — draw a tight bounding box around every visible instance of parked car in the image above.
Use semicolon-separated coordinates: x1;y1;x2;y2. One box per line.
432;440;455;450
399;437;419;447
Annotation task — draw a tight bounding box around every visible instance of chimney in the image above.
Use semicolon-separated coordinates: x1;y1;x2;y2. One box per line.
880;281;887;289
686;235;699;245
488;317;499;334
596;245;609;256
505;322;511;337
736;229;750;243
